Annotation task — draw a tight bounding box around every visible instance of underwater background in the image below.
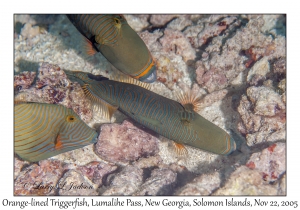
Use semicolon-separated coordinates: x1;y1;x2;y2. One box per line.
14;14;286;195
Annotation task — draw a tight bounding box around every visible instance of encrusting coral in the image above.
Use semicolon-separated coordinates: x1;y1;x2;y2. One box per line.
95;120;159;164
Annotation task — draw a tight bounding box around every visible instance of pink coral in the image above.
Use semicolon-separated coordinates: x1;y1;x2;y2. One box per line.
150;15;178;27
77;161;117;187
246;86;285;116
246;142;285;182
177;172;220;195
213;166;278;195
58;170;98;195
196;61;229;93
159;28;196;62
167;15;193;31
124;15;150;32
134;168;177;195
95;120;159;164
237;85;286;146
198;16;237;47
14;159;64;195
14;71;36;91
195;15;285;93
273;57;286;75
102;165;143;195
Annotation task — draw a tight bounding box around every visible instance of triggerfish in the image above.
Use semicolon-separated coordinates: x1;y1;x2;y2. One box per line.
67;14;157;83
14;102;98;162
65;70;236;156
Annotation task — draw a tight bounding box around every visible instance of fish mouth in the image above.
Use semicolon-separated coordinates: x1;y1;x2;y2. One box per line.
91;133;99;143
233;140;237;151
139;67;157;83
227;138;237;155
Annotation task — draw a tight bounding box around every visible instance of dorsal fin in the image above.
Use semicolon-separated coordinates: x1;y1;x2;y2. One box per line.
81;84;118;121
176;89;202;112
111;74;151;90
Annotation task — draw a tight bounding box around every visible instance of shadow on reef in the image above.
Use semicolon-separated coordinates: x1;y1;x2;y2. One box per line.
14;58;40;74
274;15;286;37
14;59;40;94
18;14;99;68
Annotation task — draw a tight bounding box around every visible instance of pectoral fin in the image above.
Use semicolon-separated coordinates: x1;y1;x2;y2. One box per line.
82;36;98;56
54;134;63;150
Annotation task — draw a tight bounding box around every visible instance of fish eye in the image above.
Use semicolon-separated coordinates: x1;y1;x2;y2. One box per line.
114;18;120;24
67;115;76;122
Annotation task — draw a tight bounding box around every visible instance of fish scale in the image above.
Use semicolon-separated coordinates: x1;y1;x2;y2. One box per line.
65;71;236;155
14;103;98;162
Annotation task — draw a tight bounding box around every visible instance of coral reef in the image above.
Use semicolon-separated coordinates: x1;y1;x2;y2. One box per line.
197;16;238;47
167;15;193;31
77;161;118;188
247;57;270;83
247;86;285;116
58;170;98;195
14;157;29;180
213;166;278;195
95;120;159;164
124;15;150;32
149;15;178;27
14;160;65;195
133;156;163;169
134;168;177;195
246;142;285;182
159;28;196;62
52;144;103;166
13;14;286;196
177;172;220;195
14;71;36;91
102;165;143;195
237;85;286;146
194;15;285;93
20;23;44;40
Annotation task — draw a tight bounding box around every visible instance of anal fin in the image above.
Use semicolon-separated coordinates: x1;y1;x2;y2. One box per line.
82;84;118;121
171;141;188;157
91;97;118;122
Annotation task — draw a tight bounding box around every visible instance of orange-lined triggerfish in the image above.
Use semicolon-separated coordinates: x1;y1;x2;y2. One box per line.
65;70;237;156
67;14;157;83
14;102;98;162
